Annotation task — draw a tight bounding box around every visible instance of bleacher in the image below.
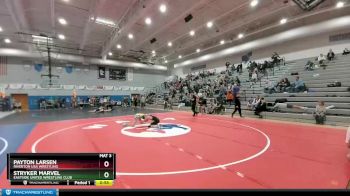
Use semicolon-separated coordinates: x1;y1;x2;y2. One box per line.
148;53;350;126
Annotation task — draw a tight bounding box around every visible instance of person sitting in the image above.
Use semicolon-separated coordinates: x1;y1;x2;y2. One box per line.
313;101;335;125
317;54;327;69
214;100;226;115
264;80;277;94
327;49;335;61
304;60;315;71
251;96;261;111
208;101;216;114
254;98;267;118
277;78;290;93
291;76;306;93
343;48;350;55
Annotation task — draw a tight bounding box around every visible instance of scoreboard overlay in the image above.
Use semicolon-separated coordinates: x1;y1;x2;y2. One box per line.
7;153;116;186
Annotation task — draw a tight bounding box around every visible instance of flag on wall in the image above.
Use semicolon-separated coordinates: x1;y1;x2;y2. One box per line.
0;56;8;76
66;64;73;74
34;63;43;72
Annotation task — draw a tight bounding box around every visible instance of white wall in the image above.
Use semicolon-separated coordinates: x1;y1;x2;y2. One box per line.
171;30;350;77
0;57;167;96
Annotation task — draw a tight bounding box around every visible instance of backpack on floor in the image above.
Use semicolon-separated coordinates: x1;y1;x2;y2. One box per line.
275;98;288;103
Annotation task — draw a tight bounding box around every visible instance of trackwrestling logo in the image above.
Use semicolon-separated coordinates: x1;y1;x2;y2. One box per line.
121;123;191;138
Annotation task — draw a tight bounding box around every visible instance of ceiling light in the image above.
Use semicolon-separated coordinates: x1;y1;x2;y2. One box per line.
168;42;172;47
190;30;195;36
145;17;152;25
152;50;156;54
250;0;259;7
238;33;244;39
32;35;53;43
196;49;201;53
4;38;11;44
62;0;69;2
93;17;116;27
336;1;344;8
117;44;122;49
220;40;225;45
207;21;213;28
280;18;287;24
159;4;167;13
0;27;3;32
178;55;182;59
58;34;65;40
108;52;113;56
58;18;67;25
165;60;168;63
128;33;134;39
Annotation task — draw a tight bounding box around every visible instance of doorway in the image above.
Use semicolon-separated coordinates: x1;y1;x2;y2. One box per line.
11;94;29;111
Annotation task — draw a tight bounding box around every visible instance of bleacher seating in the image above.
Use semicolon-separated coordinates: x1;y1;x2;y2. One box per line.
148;53;350;126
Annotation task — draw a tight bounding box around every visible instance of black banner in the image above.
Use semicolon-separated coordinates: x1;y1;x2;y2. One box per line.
98;67;106;79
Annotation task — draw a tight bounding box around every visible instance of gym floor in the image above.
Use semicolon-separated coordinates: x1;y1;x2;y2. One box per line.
0;109;349;189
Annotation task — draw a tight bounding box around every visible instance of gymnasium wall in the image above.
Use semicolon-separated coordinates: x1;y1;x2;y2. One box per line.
0;57;167;96
171;30;350;77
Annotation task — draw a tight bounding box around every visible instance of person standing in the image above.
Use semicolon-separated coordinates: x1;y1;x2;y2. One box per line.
231;95;242;118
132;96;138;111
191;94;198;117
140;95;146;109
313;101;334;125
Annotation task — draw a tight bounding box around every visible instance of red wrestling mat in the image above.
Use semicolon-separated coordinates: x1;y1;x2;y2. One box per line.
1;112;349;189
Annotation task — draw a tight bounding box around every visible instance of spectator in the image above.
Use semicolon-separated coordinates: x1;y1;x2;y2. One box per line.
208;100;216;114
235;76;241;86
251;69;258;83
132;96;138;110
164;97;169;110
232;83;240;97
317;54;327;69
343;48;350;55
272;52;282;66
168;96;174;110
226;90;234;106
140;95;146;109
272;103;307;112
327;49;335;61
255;98;267;118
313;101;335;125
292;76;306;93
225;62;230;70
265;80;277;94
246;98;254;111
279;78;291;93
231;95;242;118
199;96;207;114
304;60;315;71
215;100;226;115
191;94;199;117
251;96;261;111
